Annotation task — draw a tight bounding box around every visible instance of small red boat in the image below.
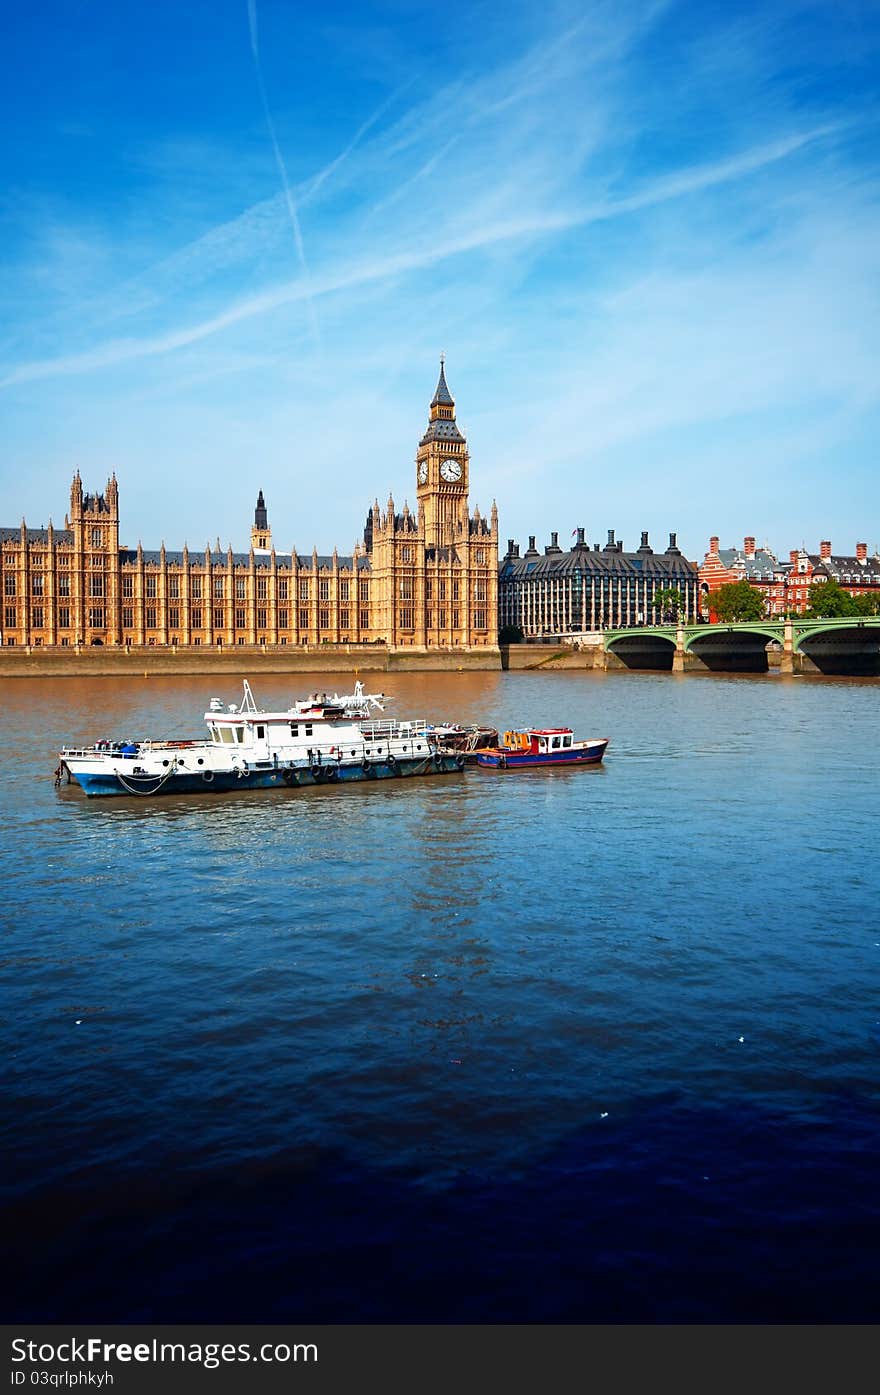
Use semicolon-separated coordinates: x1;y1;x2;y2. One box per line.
474;727;609;770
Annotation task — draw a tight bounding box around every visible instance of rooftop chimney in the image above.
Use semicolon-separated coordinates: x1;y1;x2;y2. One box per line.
574;526;585;548
666;532;681;555
709;535;719;554
744;536;756;557
527;534;537;554
856;542;868;561
507;538;515;555
790;550;799;565
820;540;832;559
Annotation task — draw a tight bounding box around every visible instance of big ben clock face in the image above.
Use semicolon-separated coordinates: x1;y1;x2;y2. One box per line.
418;461;428;484
440;458;462;482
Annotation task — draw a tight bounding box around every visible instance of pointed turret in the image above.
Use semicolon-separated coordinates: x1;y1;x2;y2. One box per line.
251;489;272;552
421;357;464;441
431;354;454;409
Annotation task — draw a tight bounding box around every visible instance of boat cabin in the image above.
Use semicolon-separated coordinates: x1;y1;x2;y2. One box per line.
205;707;360;762
200;680;428;766
502;728;574;755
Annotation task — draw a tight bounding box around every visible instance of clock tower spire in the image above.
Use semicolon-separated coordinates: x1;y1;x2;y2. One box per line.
416;357;470;549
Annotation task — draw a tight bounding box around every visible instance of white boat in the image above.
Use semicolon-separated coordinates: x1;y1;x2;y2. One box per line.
56;680;465;797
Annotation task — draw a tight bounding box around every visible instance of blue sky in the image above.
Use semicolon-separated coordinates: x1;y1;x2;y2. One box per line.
1;0;879;560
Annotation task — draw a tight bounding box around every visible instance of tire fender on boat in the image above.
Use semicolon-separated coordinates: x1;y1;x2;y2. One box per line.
202;770;215;783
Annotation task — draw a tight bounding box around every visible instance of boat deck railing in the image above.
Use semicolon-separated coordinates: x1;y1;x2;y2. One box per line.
357;718;429;739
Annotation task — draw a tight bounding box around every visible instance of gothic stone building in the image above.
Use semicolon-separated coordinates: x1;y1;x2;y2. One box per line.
0;365;498;651
499;528;700;637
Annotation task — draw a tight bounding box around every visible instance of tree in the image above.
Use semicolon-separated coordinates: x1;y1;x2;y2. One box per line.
651;588;683;621
806;578;865;618
807;578;854;617
707;580;766;622
499;623;524;644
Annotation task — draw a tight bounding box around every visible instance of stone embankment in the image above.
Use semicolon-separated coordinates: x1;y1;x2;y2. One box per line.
0;644;503;678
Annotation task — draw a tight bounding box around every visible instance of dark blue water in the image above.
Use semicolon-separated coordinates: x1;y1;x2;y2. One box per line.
2;669;878;1322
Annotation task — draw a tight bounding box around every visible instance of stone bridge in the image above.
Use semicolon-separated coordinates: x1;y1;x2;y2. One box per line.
603;617;880;675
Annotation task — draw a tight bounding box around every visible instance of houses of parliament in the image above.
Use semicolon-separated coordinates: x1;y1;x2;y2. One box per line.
0;363;500;652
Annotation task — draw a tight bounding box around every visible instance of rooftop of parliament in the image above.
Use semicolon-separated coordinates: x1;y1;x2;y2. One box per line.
0;363;500;652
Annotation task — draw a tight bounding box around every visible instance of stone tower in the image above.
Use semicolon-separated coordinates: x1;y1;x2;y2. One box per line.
415;357;470;552
65;471;121;645
364;361;498;649
251;490;272;552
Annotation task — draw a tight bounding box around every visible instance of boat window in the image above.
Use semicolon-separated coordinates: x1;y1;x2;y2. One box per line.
219;727;235;744
289;723;298;736
563;735;572;747
304;724;313;736
256;725;265;739
235;727;246;743
211;727;221;744
551;736;561;749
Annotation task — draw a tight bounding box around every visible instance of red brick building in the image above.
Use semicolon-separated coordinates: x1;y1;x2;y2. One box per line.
699;537;880;616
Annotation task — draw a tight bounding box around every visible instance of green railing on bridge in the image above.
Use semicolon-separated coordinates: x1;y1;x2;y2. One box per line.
604;616;880;654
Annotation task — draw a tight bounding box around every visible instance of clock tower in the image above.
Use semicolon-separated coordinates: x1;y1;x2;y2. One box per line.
416;357;470;550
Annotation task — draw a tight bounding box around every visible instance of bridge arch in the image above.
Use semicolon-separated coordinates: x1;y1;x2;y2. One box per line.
683;625;782;653
684;625;781;672
794;621;880;675
605;631;676;670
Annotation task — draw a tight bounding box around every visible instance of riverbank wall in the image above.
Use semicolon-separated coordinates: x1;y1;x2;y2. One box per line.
0;645;503;678
1;641;861;679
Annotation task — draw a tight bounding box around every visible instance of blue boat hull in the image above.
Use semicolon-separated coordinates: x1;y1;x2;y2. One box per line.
69;753;464;797
475;744;607;770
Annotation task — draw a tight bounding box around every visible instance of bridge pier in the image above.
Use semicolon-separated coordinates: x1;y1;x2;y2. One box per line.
779;617;795;674
672;624;686;673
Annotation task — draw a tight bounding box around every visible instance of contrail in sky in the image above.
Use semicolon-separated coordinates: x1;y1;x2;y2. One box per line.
247;0;319;344
0;122;842;389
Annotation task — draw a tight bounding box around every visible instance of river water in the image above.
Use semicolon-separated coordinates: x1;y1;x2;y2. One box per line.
2;669;878;1322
